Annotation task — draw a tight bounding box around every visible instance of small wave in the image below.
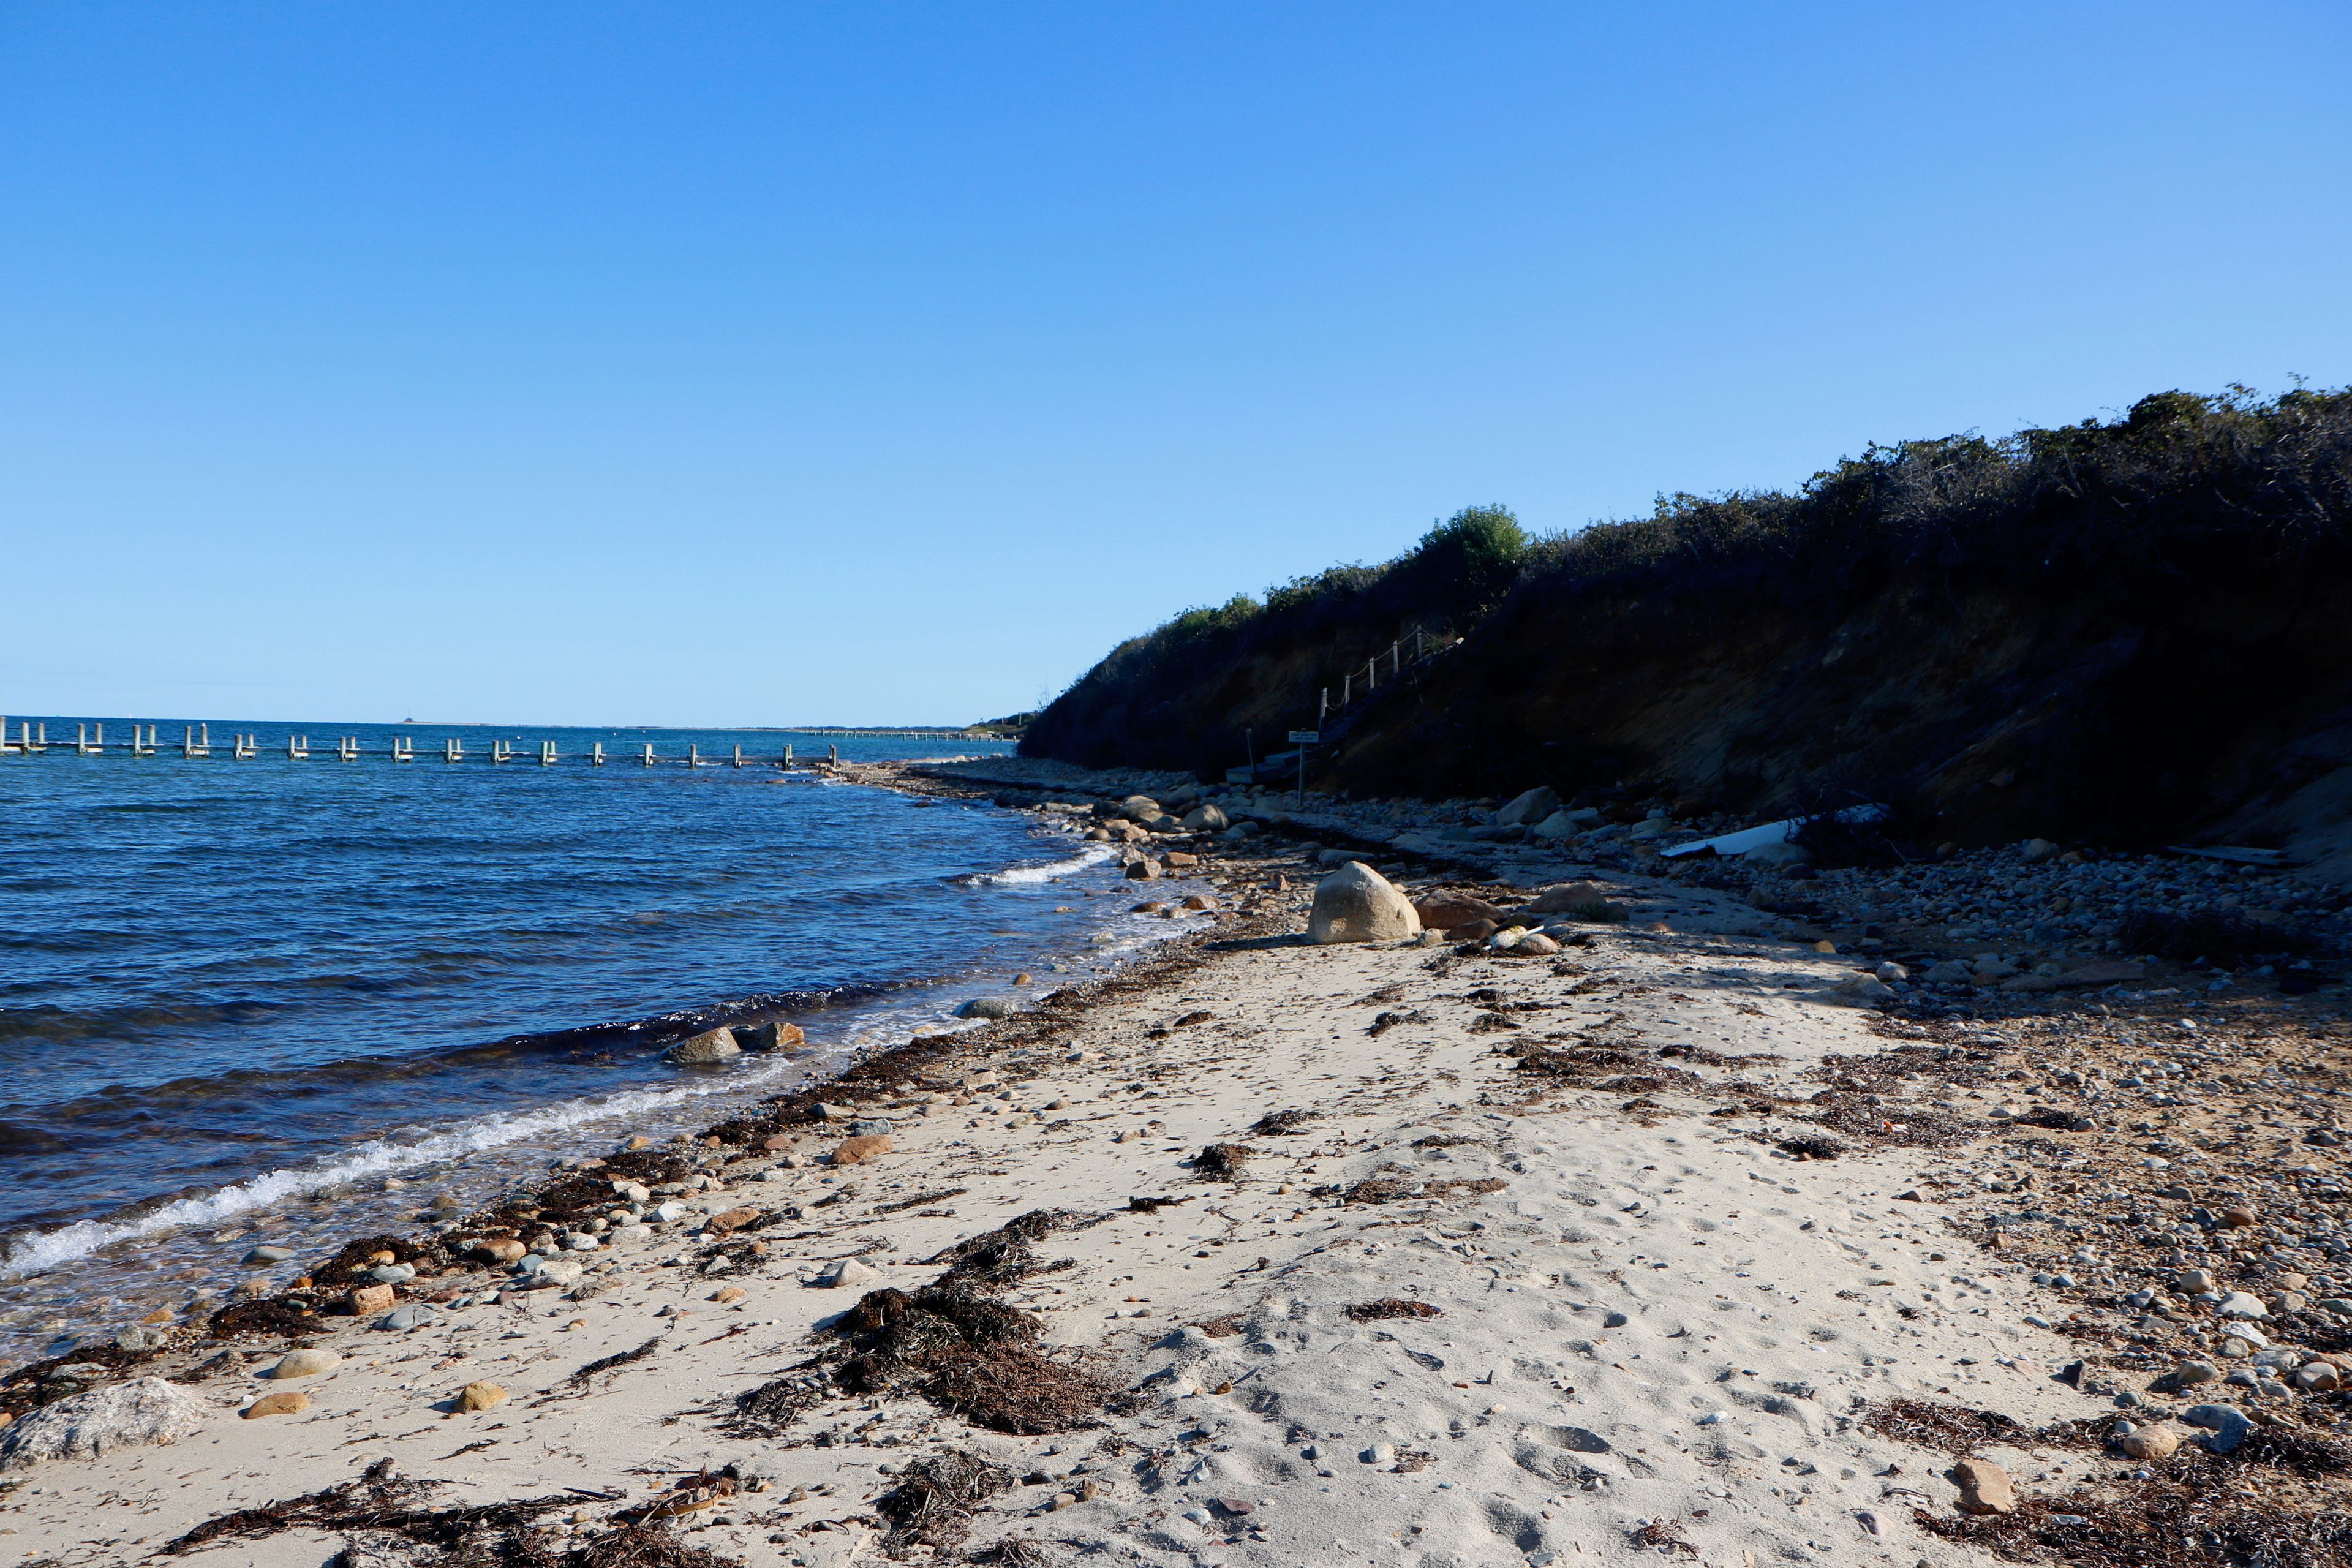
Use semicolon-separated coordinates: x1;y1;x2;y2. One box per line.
957;842;1117;886
0;1056;816;1281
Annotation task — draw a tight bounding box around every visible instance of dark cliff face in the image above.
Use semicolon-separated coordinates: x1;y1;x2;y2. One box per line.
1023;390;2352;859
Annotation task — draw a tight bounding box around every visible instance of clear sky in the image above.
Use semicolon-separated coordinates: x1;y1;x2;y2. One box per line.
5;3;2348;727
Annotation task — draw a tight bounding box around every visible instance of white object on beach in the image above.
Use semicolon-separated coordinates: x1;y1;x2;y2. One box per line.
1307;862;1420;944
1659;804;1887;859
0;1378;208;1468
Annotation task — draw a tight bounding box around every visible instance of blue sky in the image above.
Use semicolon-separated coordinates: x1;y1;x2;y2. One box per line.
5;3;2348;726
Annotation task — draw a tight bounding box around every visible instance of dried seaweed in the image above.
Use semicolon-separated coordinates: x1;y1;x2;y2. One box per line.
1314;1176;1507;1205
734;1278;1114;1440
565;1336;662;1389
925;1209;1093;1290
1249;1109;1319;1136
1194;1143;1255;1180
1917;1446;2352;1568
204;1295;325;1341
1857;1398;2029;1453
155;1459;730;1567
874;1449;1013;1555
1344;1299;1443;1322
1776;1136;1844;1159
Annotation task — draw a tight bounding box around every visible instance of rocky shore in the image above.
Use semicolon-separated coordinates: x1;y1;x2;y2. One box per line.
1;761;2346;1568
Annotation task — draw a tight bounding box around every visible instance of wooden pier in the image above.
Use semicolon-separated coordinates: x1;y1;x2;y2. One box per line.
0;717;993;770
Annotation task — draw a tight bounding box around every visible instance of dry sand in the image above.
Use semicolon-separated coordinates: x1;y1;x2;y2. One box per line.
0;782;2237;1568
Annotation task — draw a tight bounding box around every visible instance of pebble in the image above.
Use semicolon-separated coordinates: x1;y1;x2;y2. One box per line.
2184;1403;2253;1454
1952;1457;2015;1515
2215;1291;2268;1319
2175;1360;2219;1386
2113;1422;2179;1459
270;1349;341;1379
457;1381;507;1412
243;1390;309;1419
817;1259;880;1289
241;1246;292;1266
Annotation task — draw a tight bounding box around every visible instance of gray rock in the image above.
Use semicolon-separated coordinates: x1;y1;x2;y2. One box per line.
1922;959;1976;985
816;1258;880;1289
2215;1291;2269;1320
241;1245;292;1265
1181;804;1230;832
0;1377;208;1468
1314;847;1368;867
271;1348;342;1378
111;1325;170;1353
663;1027;741;1064
2184;1403;2253;1453
367;1263;415;1283
955;997;1020;1020
1494;787;1560;827
377;1305;436;1332
1307;862;1422;944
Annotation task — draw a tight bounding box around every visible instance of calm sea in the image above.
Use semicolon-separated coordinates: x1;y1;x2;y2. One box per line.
0;720;1174;1359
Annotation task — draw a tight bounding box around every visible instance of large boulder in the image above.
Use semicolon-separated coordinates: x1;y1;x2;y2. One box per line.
1119;795;1162;821
1494;786;1561;827
0;1378;208;1468
665;1027;741;1064
1308;862;1422;944
1181;803;1230;832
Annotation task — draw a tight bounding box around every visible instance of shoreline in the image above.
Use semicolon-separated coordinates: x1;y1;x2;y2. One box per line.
0;775;1171;1365
0;763;2345;1566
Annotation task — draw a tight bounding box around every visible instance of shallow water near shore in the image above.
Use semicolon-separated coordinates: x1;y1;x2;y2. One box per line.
0;723;1179;1359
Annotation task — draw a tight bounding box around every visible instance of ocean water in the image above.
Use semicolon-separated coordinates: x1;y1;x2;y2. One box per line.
0;720;1181;1359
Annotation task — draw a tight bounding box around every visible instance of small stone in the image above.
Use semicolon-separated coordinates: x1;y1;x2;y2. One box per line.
347;1284;397;1316
1360;1443;1396;1464
270;1349;341;1379
2174;1360;2219;1387
956;997;1021;1020
832;1134;894;1167
1951;1457;2015;1515
711;1286;747;1305
703;1206;764;1236
457;1381;507;1412
2174;1268;2214;1294
241;1245;292;1266
730;1020;806;1052
1602;1310;1630;1329
2218;1207;2259;1229
2294;1362;2342;1392
378;1305;435;1332
2114;1422;2179;1458
2215;1291;2269;1320
242;1390;309;1419
2184;1403;2253;1454
816;1259;880;1289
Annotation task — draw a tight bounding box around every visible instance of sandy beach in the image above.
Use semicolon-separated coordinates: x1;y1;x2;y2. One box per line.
1;763;2343;1568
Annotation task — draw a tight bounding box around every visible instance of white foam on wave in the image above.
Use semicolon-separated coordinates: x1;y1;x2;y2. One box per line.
0;1053;823;1281
963;841;1118;886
